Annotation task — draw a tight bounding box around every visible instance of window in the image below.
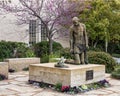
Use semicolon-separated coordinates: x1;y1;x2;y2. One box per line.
29;20;47;45
41;22;47;41
29;20;37;45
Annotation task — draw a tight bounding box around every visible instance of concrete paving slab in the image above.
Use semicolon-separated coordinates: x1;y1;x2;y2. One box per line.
34;91;71;96
0;81;9;85
14;76;29;82
17;92;36;96
83;90;110;95
105;87;120;93
0;71;120;96
0;88;18;95
10;85;42;93
109;79;120;86
108;93;120;96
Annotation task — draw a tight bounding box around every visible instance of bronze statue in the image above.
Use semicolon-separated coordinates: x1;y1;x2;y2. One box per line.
70;17;88;64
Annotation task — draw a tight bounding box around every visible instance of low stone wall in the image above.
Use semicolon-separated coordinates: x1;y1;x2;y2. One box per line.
0;62;8;79
4;58;40;71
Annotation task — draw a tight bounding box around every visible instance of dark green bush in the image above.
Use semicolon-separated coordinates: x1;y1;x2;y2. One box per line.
88;47;103;52
55;83;62;92
40;55;49;63
33;41;63;57
111;65;120;79
0;41;13;61
111;53;120;58
88;51;117;73
33;41;49;57
52;41;63;52
0;41;35;61
108;42;120;54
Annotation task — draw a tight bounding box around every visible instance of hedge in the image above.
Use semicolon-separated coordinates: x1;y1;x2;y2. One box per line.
88;51;117;73
111;65;120;79
33;41;63;57
0;41;35;61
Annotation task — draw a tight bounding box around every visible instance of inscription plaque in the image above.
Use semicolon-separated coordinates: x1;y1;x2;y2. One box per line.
86;70;93;81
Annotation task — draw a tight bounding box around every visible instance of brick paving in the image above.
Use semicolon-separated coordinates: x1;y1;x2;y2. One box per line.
0;71;120;96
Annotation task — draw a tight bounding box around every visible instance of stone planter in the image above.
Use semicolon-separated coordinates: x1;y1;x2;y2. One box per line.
0;62;8;79
5;58;40;71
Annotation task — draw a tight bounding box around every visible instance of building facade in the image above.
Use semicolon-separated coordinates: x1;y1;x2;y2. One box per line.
0;0;69;47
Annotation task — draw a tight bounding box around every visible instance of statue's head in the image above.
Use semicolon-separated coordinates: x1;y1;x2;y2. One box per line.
72;17;79;26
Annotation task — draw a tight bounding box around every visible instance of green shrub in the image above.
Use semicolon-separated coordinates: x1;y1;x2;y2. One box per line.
111;65;120;79
0;41;13;61
55;83;62;92
15;44;35;58
41;53;61;63
49;58;59;62
52;42;63;52
25;49;35;57
88;51;117;73
112;53;120;58
40;55;49;63
0;41;35;61
33;41;63;57
49;53;61;62
108;42;120;54
33;41;63;63
88;47;103;52
33;41;49;57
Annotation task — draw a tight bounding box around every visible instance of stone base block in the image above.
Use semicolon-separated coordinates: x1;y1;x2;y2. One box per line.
29;63;105;87
0;62;8;79
5;58;40;71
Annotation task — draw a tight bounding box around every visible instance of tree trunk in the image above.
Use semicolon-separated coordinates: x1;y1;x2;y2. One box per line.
93;41;98;48
105;36;108;52
105;31;108;53
49;38;53;55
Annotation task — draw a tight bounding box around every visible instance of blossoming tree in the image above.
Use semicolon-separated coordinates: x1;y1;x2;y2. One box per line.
0;0;84;54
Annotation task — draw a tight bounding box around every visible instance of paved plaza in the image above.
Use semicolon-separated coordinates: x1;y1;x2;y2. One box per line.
0;71;120;96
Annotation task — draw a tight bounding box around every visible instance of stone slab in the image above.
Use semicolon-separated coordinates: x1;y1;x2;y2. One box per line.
4;58;40;71
29;63;105;87
0;88;18;95
0;62;8;79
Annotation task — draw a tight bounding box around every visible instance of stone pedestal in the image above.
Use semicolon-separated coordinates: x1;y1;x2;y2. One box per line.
29;63;105;87
0;62;8;79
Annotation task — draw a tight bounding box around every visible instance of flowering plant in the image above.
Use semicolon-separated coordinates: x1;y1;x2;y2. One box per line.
61;86;70;92
98;79;110;87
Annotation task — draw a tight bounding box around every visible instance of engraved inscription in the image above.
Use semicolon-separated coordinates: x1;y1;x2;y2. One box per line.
86;70;93;81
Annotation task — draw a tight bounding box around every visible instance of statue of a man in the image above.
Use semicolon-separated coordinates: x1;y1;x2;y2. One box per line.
70;17;88;64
